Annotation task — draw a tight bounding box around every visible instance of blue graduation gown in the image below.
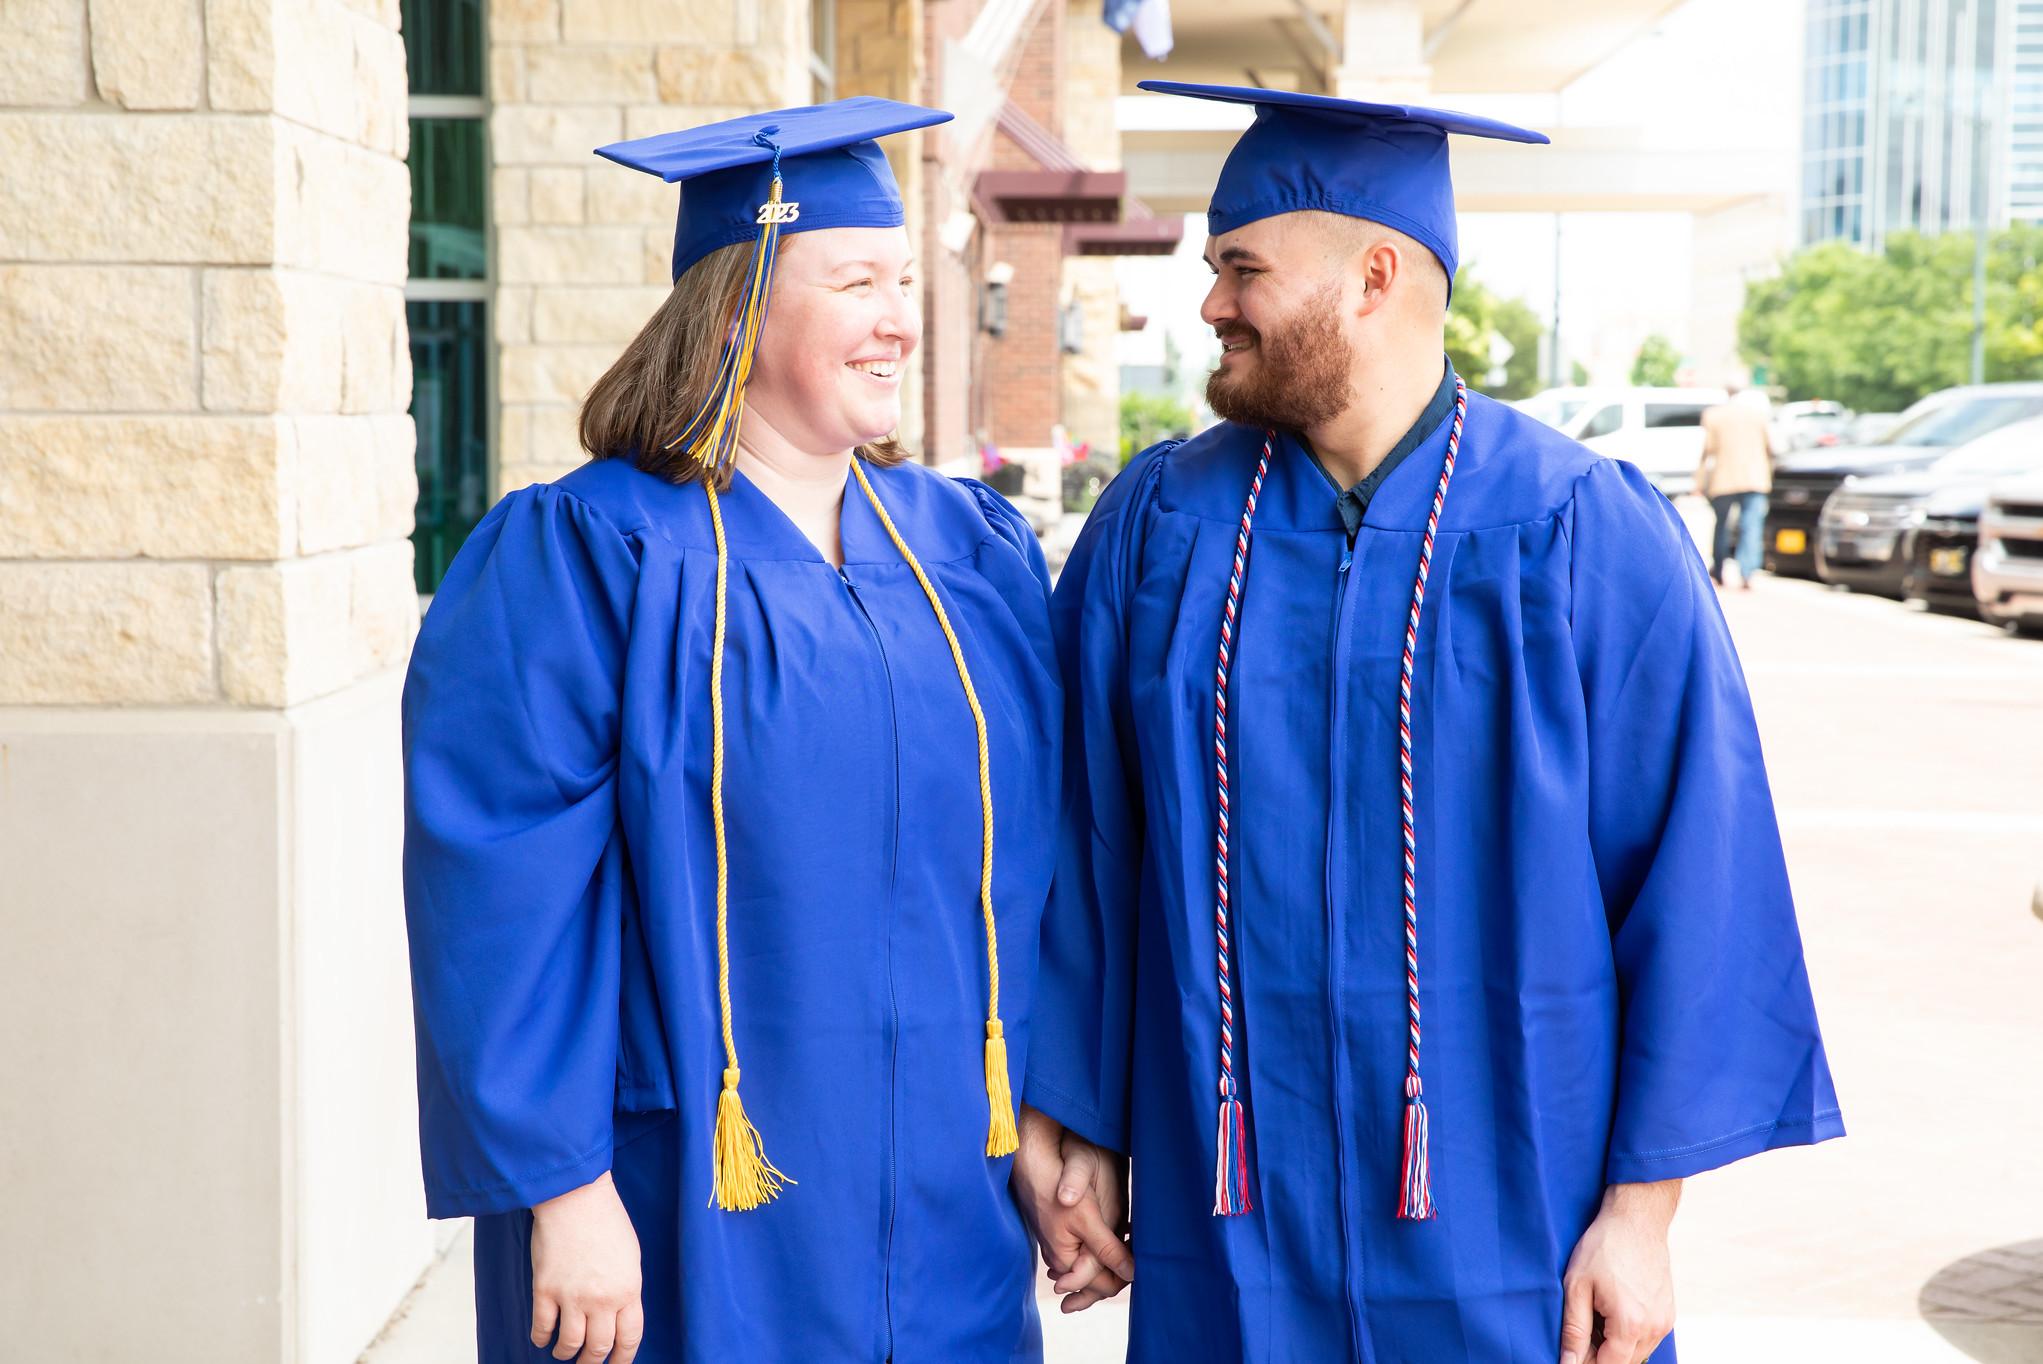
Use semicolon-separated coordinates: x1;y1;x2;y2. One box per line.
1026;390;1843;1363
402;455;1061;1363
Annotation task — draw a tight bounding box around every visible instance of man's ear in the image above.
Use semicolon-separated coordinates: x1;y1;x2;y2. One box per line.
1354;237;1400;315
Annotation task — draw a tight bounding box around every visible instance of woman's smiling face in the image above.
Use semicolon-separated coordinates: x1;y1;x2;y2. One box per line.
745;225;921;456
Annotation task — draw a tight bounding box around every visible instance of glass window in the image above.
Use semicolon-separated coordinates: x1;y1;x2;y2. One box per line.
408;301;493;593
401;0;483;96
409;118;488;280
403;0;492;593
1580;405;1624;439
1644;403;1707;428
1888;395;2043;447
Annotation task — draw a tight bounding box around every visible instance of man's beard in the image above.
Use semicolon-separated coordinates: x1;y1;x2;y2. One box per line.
1205;285;1355;431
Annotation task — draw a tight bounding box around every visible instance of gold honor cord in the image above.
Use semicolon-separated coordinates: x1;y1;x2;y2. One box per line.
849;459;1018;1159
701;477;792;1212
674;169;1015;1213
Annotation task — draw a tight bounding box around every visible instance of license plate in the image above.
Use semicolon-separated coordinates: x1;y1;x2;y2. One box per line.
1775;528;1808;555
1929;546;1969;576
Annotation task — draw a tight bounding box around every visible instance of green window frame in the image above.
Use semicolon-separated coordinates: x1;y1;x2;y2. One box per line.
402;0;493;594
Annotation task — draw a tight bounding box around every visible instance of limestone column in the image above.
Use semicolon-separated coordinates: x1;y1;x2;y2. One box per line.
0;1;428;1359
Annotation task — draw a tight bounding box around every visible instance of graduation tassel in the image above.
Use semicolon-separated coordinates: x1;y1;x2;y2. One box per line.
850;460;1019;1159
663;131;790;479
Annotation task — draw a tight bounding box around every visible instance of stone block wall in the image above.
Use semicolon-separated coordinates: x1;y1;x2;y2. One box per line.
488;0;808;493
0;2;428;1359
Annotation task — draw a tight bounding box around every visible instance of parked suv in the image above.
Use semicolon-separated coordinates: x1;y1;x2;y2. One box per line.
1767;383;2043;578
1973;475;2043;633
1814;417;2043;600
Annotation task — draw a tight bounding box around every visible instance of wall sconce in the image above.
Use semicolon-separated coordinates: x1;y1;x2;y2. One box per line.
979;261;1014;337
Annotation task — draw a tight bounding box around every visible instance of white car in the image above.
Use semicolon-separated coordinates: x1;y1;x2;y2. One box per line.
1558;387;1733;496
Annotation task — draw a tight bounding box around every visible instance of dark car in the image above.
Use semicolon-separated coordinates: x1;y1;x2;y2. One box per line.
1766;384;2043;579
1812;417;2043;605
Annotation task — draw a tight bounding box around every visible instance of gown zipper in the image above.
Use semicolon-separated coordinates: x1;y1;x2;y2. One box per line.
1323;535;1372;1362
841;564;903;1360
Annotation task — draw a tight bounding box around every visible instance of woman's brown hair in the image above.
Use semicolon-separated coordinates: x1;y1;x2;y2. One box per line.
578;239;910;487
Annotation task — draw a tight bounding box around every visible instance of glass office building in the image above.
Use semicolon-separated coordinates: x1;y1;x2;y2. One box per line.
1801;0;2043;248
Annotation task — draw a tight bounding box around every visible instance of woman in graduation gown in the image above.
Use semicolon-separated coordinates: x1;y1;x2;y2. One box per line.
401;100;1061;1363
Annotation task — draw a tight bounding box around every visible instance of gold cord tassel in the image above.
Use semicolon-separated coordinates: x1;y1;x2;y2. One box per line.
983;1020;1020;1158
851;461;1019;1157
713;1066;789;1211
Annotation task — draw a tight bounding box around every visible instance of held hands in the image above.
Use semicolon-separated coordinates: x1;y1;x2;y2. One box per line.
529;1171;645;1364
1558;1179;1681;1364
1012;1104;1134;1313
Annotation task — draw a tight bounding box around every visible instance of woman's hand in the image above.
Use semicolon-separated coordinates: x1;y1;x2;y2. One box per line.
1011;1104;1133;1313
529;1172;644;1364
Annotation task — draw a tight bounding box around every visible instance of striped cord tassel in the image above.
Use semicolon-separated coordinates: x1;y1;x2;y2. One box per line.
1392;376;1467;1222
1209;434;1271;1217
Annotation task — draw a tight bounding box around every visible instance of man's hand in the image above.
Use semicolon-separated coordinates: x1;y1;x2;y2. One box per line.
1558;1179;1680;1364
530;1171;645;1364
1011;1103;1133;1313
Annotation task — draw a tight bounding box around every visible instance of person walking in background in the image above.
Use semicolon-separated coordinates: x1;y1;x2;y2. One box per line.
1697;381;1776;589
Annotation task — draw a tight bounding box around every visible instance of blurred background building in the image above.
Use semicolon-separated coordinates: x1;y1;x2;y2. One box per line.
1798;0;2040;250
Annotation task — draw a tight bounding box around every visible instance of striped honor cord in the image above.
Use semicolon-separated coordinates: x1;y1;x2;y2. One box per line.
1395;375;1467;1221
1207;376;1469;1223
1209;432;1271;1217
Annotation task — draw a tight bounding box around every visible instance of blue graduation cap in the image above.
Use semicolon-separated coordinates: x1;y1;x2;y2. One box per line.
1136;81;1548;288
598;96;952;281
593;98;951;478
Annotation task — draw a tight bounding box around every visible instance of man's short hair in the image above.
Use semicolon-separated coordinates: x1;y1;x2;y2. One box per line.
1301;211;1450;312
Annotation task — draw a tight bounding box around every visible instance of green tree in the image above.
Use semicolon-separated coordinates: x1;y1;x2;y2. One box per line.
1446;266;1546;401
1738;226;2043;412
1570;360;1591;386
1629;333;1681;387
1121;389;1194;461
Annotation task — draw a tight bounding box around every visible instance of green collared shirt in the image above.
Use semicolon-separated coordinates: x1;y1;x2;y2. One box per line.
1303;360;1458;542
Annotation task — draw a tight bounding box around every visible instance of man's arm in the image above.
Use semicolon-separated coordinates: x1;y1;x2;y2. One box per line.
1558;1180;1681;1364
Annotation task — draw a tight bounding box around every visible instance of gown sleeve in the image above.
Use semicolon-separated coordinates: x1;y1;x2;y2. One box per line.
958;475;1053;597
400;483;643;1217
1567;458;1844;1185
1021;445;1173;1154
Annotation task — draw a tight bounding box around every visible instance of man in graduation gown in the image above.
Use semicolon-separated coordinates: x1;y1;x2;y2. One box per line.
1014;83;1843;1364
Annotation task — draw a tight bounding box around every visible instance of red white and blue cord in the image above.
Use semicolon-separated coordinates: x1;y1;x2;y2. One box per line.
1210;433;1270;1216
1208;377;1468;1221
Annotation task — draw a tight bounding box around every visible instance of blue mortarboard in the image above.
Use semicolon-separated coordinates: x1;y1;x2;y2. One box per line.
1136;81;1548;286
591;98;952;479
597;96;953;281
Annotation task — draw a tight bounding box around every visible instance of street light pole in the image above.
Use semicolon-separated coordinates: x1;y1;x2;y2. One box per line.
1963;0;1990;384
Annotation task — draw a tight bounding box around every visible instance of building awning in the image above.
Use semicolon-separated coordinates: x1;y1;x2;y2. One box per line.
1066;198;1182;255
978;100;1185;254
